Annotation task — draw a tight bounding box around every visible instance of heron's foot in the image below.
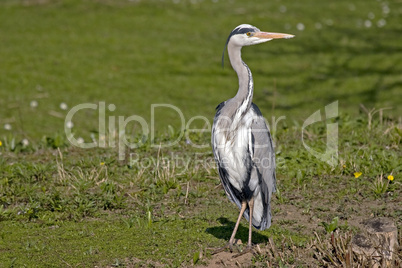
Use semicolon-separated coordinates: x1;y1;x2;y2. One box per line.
232;244;256;258
210;242;239;255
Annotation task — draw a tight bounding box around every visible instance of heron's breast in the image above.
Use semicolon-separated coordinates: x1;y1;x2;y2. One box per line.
214;122;252;191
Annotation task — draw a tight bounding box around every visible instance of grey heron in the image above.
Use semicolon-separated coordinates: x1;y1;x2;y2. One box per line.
211;24;294;255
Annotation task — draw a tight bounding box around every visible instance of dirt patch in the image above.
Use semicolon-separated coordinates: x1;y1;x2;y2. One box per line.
197;193;401;267
200;249;254;268
105;257;164;268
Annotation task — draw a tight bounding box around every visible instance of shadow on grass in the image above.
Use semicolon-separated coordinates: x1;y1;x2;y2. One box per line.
206;217;269;244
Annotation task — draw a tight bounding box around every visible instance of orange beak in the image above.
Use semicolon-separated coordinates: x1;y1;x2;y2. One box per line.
253;32;295;40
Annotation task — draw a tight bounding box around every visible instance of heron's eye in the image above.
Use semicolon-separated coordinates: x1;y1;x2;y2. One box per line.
246;32;251;37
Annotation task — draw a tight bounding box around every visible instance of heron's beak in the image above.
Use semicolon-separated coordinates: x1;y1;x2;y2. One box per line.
253;32;295;40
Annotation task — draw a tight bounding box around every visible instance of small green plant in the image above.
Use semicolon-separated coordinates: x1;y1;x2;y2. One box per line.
0;205;12;221
2;135;16;151
371;173;390;198
44;132;68;149
193;251;200;265
320;217;339;234
275;187;286;204
0;135;30;152
147;209;152;228
111;258;124;267
122;216;140;229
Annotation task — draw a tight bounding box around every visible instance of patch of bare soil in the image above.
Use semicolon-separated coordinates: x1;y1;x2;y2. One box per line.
198;193;401;267
201;249;254;268
104;257;165;268
198;238;314;267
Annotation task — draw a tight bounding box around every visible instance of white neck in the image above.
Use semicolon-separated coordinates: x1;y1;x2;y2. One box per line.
227;42;254;113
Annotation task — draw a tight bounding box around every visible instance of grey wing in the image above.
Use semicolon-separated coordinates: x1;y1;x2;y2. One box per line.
250;104;276;192
249;103;276;230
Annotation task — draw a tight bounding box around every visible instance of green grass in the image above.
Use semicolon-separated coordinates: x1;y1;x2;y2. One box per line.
0;0;401;267
1;0;401;141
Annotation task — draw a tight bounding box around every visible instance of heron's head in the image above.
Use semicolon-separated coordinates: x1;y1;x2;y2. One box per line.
226;24;294;47
221;24;294;67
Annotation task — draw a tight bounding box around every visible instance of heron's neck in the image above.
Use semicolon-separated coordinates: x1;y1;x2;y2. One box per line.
228;43;254;114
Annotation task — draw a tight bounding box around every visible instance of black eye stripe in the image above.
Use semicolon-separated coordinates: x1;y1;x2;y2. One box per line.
222;26;258;68
232;27;255;35
225;27;255;45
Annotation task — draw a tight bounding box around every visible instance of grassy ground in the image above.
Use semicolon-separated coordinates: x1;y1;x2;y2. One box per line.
0;0;401;267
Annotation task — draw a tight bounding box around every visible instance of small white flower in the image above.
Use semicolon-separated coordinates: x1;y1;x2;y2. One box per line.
364;20;372;28
377;19;386;27
60;102;68;110
22;139;29;146
382;5;390;15
66;121;74;129
297;23;305;31
279;5;287;13
368;12;375;20
77;137;84;144
4;124;11;130
30;100;38;108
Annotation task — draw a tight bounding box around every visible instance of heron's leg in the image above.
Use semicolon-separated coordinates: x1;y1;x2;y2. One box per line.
247;197;254;248
228;200;248;245
233;197;255;258
211;200;247;254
